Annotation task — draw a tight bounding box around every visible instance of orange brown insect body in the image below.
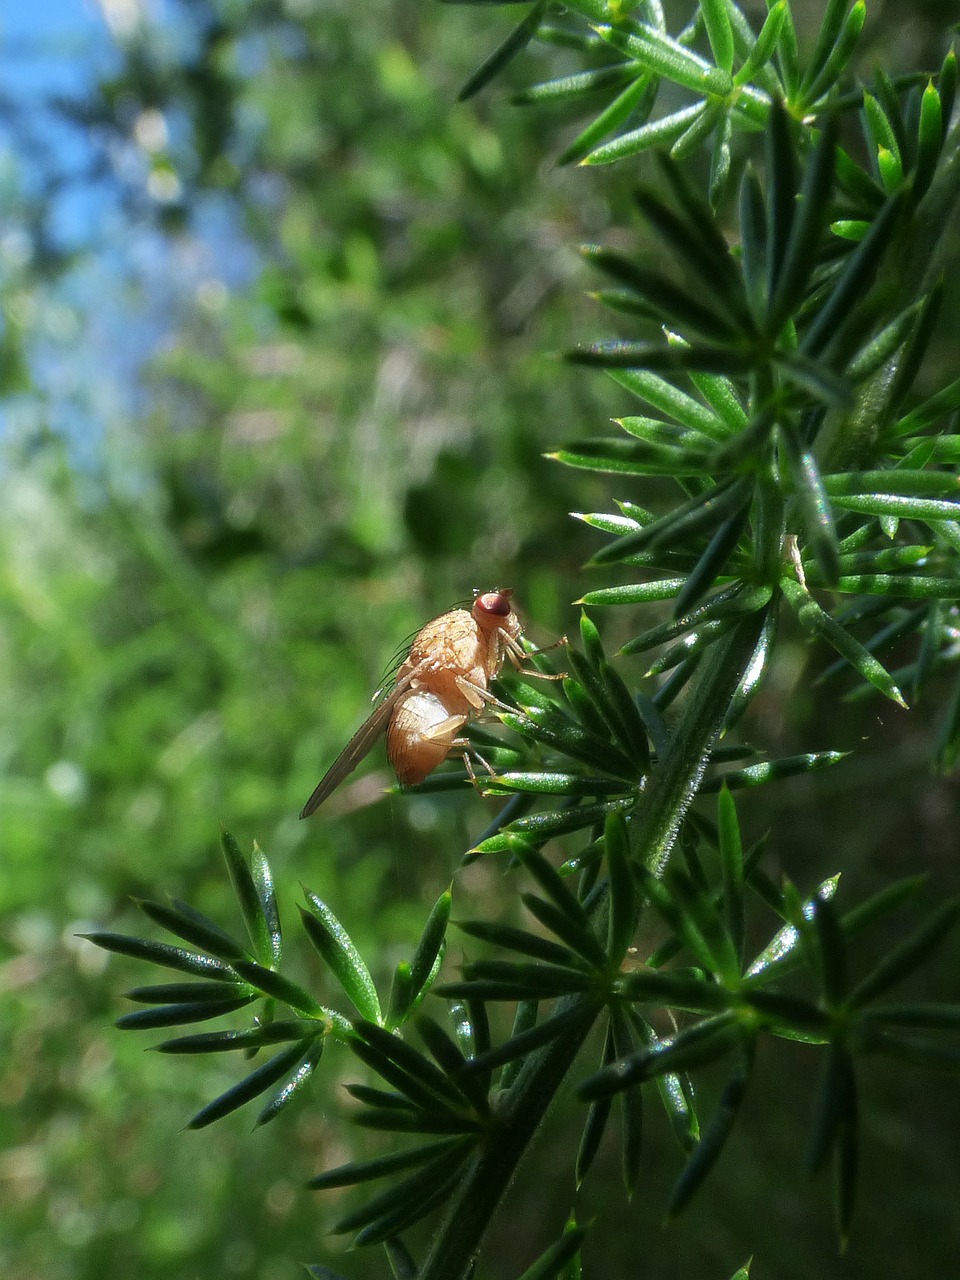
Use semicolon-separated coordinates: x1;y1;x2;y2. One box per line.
299;589;559;818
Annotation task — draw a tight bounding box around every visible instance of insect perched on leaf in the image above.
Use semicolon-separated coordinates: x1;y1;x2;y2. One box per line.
299;589;564;817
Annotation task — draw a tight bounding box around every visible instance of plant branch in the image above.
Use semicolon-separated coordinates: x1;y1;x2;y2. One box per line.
419;610;771;1280
635;609;772;877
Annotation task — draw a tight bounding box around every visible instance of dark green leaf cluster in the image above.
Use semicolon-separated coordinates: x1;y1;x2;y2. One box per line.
558;59;960;713
452;3;960;718
84;830;447;1132
451;0;910;202
90;800;960;1268
456;798;960;1242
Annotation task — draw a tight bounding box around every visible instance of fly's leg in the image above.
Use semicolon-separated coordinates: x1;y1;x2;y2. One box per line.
420;716;469;748
453;676;543;744
417;681;512;789
454;676;517;716
419;723;494;792
500;631;568;680
461;746;496;790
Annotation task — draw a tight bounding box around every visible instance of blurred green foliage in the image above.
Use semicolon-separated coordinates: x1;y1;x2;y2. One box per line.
3;1;960;1279
1;4;619;1277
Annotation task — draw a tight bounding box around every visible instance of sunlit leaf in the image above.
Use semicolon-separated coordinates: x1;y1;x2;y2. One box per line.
300;891;382;1024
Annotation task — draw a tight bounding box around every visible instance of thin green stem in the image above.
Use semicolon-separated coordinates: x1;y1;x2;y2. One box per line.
636;610;770;876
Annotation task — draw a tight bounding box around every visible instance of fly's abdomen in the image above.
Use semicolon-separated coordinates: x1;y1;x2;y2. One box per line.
387;691;467;785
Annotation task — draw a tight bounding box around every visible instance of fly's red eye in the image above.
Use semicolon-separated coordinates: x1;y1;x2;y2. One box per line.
476;590;512;617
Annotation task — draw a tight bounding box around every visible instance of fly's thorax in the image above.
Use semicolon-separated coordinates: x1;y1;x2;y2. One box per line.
405;609;477;669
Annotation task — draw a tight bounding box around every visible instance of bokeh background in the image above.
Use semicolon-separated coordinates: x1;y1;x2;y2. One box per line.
3;1;960;1277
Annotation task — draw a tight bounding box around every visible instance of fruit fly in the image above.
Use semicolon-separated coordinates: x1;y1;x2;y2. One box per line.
299;589;563;817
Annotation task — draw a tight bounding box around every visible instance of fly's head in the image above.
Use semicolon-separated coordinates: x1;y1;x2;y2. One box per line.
472;588;521;641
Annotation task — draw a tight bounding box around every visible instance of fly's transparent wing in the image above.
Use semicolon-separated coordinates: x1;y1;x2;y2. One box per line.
299;663;426;818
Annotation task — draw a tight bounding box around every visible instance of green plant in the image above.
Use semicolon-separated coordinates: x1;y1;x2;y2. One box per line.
88;3;960;1277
